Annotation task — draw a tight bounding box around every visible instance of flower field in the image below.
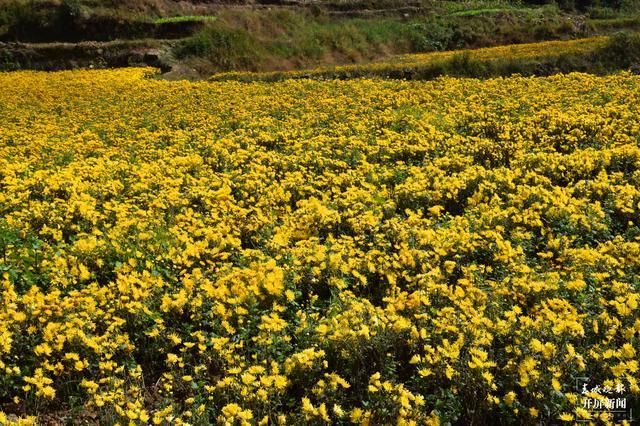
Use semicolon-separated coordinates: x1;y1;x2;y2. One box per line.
1;68;640;424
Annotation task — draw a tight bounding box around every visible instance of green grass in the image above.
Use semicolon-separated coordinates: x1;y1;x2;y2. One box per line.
175;12;418;72
154;15;217;25
176;23;265;71
449;7;515;17
587;16;640;31
435;0;516;12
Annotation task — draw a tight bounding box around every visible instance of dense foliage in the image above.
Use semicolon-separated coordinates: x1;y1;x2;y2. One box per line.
0;69;639;424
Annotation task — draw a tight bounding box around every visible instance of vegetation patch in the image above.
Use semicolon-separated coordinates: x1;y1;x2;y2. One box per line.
209;32;640;82
449;7;516;17
175;6;588;75
154;15;217;25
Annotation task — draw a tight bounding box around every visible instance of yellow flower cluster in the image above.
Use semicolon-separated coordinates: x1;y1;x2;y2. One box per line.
0;68;639;424
396;36;608;65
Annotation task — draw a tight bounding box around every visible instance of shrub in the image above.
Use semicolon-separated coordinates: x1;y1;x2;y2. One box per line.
176;24;265;70
597;30;640;67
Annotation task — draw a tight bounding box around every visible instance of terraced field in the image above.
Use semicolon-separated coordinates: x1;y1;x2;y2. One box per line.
210;35;614;81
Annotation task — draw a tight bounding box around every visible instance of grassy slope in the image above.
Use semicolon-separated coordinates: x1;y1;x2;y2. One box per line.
208;31;640;81
173;5;591;75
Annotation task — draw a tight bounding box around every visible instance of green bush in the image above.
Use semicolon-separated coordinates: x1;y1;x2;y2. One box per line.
597;30;640;66
177;24;265;70
0;1;49;41
406;20;455;51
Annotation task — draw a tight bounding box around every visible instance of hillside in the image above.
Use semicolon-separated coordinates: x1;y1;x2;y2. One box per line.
208;32;640;82
2;0;640;78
